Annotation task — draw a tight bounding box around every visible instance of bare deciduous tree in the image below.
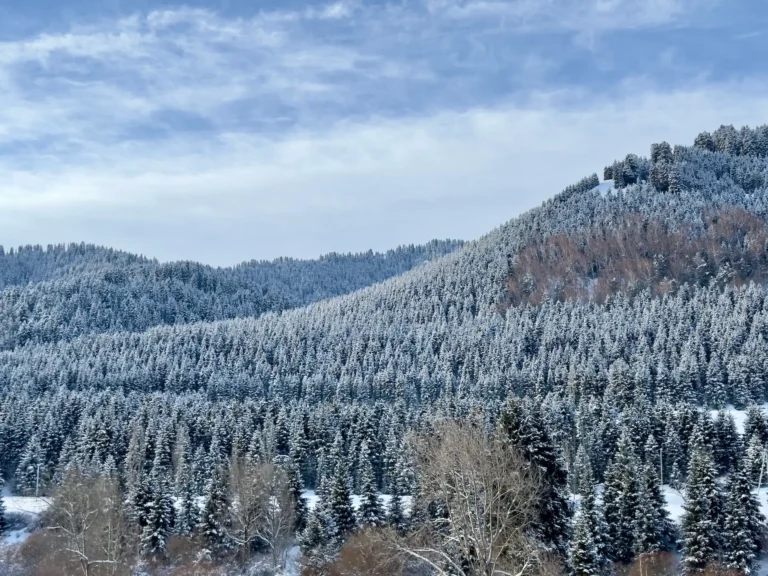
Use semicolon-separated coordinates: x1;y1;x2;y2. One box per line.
388;422;545;576
47;469;128;576
227;459;296;569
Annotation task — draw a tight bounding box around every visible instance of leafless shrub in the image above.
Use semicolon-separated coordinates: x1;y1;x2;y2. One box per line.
46;468;129;576
387;421;545;576
227;459;296;569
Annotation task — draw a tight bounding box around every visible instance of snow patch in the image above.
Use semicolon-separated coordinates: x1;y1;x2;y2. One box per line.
301;490;412;513
2;528;32;547
708;403;768;434
593;180;615;197
3;496;50;518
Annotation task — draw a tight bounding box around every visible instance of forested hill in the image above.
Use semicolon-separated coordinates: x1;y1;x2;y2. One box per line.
0;239;463;349
5;124;768;572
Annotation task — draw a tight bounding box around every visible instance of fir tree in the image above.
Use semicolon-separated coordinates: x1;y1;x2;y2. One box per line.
197;460;230;554
579;465;607;565
141;468;175;557
0;474;6;536
498;400;571;557
681;448;720;574
635;462;673;555
571;511;600;576
357;441;384;526
723;458;765;575
174;454;197;535
604;432;641;563
328;460;356;546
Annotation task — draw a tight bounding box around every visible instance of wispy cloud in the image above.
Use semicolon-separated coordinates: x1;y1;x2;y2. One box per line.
0;0;762;264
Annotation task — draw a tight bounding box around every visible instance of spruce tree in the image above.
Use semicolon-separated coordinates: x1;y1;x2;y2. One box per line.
605;432;641;563
357;442;384;526
328;460;356;546
197;460;230;554
174;454;197;535
498;400;571;557
571;511;600;576
681;448;720;574
579;465;608;567
635;462;673;555
0;474;6;536
723;458;764;574
141;468;175;557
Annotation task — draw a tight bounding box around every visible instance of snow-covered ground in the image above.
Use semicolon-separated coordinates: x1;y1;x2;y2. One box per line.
301;490;412;513
592;180;615;197
707;403;768;434
3;496;50;518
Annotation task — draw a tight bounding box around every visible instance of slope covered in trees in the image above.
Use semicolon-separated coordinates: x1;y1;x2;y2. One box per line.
3;124;768;574
0;239;463;349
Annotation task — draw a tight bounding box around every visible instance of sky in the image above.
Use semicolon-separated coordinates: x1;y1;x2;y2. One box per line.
1;0;768;265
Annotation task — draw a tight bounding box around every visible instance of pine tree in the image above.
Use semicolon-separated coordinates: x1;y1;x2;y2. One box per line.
498;400;571;557
197;460;230;554
328;460;356;546
275;454;308;531
604;432;641;563
745;435;766;487
174;454;197;535
681;448;720;574
723;458;764;574
357;441;384;526
571;511;600;576
579;465;607;565
0;474;6;536
635;462;673;555
141;467;175;557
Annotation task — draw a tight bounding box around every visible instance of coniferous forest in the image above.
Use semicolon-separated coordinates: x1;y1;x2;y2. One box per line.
4;124;768;574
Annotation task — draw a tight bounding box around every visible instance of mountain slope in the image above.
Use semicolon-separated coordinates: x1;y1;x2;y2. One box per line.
2;130;768;405
0;239;463;349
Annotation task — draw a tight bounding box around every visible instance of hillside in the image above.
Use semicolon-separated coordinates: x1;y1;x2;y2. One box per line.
0;239;463;349
3;124;768;574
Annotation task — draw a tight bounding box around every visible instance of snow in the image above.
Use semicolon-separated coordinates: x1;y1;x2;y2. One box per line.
2;528;32;546
3;496;50;518
284;545;301;576
708;403;768;434
301;490;412;513
662;486;685;523
592;180;615;197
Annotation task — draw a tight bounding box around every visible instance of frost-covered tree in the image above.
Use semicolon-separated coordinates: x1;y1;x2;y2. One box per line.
723;458;765;574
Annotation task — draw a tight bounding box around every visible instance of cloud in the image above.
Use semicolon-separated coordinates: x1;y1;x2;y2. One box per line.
0;0;757;265
2;82;768;264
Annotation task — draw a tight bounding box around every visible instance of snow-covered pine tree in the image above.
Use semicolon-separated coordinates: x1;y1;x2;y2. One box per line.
275;454;308;531
357;441;384;526
0;474;6;536
579;465;607;566
328;459;356;546
723;457;765;574
745;435;766;487
681;448;720;574
197;459;230;554
570;510;600;576
605;431;641;563
498;399;571;557
634;461;673;556
141;467;175;557
174;453;197;535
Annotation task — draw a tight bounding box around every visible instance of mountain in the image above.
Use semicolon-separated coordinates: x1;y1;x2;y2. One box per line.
3;123;768;572
0;239;463;349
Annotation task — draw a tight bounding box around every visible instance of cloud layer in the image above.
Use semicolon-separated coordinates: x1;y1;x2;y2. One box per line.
1;0;765;264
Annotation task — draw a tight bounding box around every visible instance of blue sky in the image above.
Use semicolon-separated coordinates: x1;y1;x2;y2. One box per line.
1;0;768;264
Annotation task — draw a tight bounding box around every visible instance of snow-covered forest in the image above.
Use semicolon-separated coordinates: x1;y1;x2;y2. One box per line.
4;124;768;574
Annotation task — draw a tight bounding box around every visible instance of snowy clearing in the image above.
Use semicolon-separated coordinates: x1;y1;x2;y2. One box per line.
3;496;50;518
592;180;615;197
708;403;768;434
